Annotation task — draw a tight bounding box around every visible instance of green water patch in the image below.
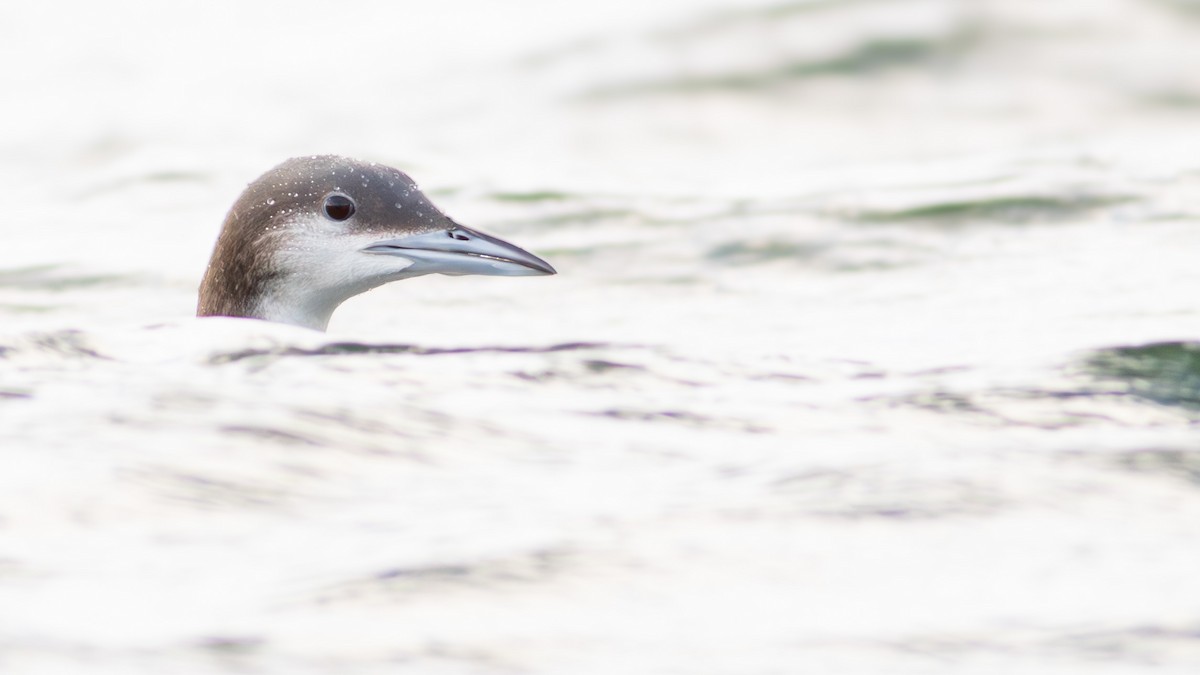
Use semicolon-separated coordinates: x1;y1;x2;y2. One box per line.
586;31;978;97
519;208;639;228
1140;89;1200;109
74;170;209;199
851;194;1134;225
662;0;886;36
1117;449;1200;486
706;237;920;271
424;186;461;198
1153;0;1200;19
0;265;132;291
533;244;612;258
489;192;772;231
0;303;56;314
490;190;574;203
707;240;829;265
1085;342;1200;410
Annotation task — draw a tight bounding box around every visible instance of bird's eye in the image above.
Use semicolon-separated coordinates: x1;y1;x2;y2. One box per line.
323;194;356;221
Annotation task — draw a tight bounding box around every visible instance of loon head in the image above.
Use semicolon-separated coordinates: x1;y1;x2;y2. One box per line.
197;155;555;331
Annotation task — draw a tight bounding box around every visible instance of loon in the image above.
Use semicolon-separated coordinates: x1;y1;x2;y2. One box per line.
197;156;555;331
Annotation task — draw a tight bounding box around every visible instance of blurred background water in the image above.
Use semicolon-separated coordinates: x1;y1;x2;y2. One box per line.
4;1;1200;673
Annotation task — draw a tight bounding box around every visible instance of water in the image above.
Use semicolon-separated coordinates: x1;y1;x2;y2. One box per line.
4;1;1200;673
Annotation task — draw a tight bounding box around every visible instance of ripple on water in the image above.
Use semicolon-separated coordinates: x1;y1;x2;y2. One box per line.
581;25;982;98
0;265;135;291
308;547;576;606
0;330;109;361
1115;448;1200;487
849;194;1137;226
1085;341;1200;412
208;340;618;365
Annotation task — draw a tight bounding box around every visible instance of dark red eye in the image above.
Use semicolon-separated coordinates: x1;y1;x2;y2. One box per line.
324;194;356;221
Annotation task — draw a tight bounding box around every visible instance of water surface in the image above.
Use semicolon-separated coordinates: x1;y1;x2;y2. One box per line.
3;1;1200;673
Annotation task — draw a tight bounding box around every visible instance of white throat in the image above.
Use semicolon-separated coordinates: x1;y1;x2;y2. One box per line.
255;219;419;330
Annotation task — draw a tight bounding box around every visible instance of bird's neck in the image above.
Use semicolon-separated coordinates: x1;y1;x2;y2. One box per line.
197;229;339;331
